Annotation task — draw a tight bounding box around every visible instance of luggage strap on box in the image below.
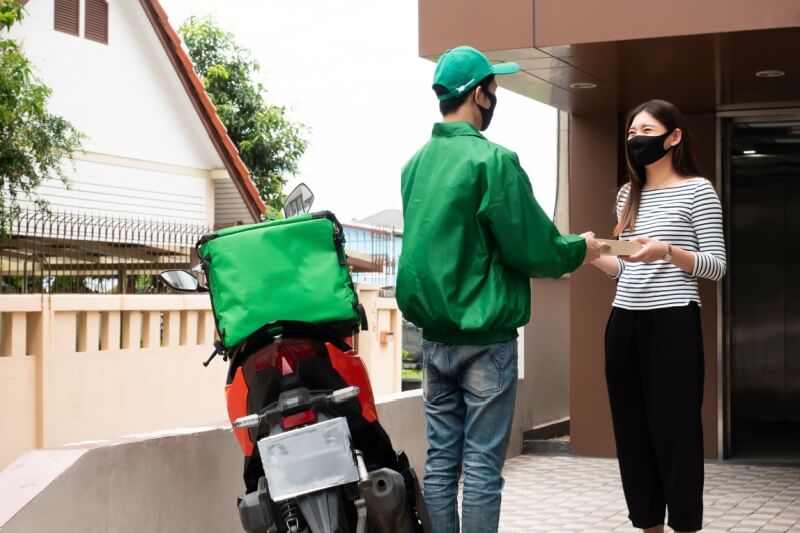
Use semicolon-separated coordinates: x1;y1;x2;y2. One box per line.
203;340;228;367
261;320;354;352
206;320;357;369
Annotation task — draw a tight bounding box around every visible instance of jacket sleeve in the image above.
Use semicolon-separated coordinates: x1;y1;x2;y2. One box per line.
477;151;586;278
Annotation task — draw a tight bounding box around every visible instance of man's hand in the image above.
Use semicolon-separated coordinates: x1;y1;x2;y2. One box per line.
581;232;610;264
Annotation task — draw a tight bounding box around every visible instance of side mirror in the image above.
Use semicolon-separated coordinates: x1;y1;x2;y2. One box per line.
159;270;200;292
284;183;314;218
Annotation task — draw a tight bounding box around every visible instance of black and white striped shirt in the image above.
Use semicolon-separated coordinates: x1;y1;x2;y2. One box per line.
612;177;727;310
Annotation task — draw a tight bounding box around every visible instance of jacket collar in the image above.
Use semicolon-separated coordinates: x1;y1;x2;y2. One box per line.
432;121;486;140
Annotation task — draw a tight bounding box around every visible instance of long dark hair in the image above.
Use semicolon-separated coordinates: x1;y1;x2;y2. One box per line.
615;99;701;236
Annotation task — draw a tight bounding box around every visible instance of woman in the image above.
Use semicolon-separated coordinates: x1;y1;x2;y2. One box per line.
588;99;726;533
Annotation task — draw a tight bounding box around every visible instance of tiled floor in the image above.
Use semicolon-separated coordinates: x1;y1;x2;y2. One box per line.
497;454;800;532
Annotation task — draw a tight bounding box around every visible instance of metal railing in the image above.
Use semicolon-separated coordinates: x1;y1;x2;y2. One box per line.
0;210;210;294
1;211;404;294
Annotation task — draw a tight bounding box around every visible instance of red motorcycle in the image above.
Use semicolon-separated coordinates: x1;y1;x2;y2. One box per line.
160;185;429;533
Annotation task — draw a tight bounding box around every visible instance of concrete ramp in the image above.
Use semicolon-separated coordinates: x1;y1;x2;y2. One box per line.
0;425;242;533
0;393;427;533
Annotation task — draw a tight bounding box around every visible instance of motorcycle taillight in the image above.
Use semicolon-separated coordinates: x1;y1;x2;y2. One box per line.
253;339;321;375
280;409;317;430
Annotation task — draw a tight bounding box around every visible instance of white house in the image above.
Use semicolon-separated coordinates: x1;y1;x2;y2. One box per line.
8;0;264;228
1;0;266;291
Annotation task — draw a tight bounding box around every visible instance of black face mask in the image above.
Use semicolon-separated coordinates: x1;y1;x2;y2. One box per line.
477;91;497;131
627;131;673;167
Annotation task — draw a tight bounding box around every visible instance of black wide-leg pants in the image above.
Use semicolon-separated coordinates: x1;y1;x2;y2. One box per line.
604;303;705;532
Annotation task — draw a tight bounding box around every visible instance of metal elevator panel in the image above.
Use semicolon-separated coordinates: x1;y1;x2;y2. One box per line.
787;177;800;420
730;121;800;440
731;168;787;422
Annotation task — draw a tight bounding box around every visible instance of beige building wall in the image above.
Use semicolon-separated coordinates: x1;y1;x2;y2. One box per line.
0;297;39;470
354;284;403;397
0;294;226;470
0;290;403;470
522;278;571;430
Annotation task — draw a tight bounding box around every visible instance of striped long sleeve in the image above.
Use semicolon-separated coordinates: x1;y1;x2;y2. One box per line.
611;177;727;311
690;181;727;281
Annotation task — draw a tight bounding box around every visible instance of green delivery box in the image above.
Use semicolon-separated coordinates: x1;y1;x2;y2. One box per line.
198;211;362;349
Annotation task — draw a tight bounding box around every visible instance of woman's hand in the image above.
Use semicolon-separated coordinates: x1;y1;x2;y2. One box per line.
625;236;670;264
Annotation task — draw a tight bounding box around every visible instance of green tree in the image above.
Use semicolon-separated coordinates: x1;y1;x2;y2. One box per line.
179;15;308;211
0;0;84;233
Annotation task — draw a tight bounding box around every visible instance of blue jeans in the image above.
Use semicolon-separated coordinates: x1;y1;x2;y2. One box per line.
421;340;518;533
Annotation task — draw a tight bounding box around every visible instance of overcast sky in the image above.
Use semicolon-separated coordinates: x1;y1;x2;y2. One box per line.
161;0;559;222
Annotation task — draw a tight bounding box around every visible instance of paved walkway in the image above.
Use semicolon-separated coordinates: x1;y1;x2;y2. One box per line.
498;454;800;532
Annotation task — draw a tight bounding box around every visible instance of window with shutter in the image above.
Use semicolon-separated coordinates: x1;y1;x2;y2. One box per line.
54;0;80;36
85;0;109;44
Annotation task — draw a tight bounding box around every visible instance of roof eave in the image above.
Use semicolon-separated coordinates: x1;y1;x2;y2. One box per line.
140;0;266;222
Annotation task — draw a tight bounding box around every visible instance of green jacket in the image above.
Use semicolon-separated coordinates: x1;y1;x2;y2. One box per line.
397;121;586;345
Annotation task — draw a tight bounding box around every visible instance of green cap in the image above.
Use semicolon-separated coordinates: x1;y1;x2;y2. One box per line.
432;46;520;101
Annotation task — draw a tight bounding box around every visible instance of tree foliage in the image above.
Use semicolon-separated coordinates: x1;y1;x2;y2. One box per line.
0;0;84;232
179;15;308;211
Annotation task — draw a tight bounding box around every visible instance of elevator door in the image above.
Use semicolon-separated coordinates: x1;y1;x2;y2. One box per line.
730;119;800;460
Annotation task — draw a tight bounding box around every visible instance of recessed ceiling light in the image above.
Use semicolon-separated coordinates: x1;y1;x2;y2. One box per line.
755;70;786;78
743;149;757;155
569;82;597;89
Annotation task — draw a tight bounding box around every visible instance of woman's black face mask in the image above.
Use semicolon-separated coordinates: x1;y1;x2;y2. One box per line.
627;130;675;184
627;130;674;167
